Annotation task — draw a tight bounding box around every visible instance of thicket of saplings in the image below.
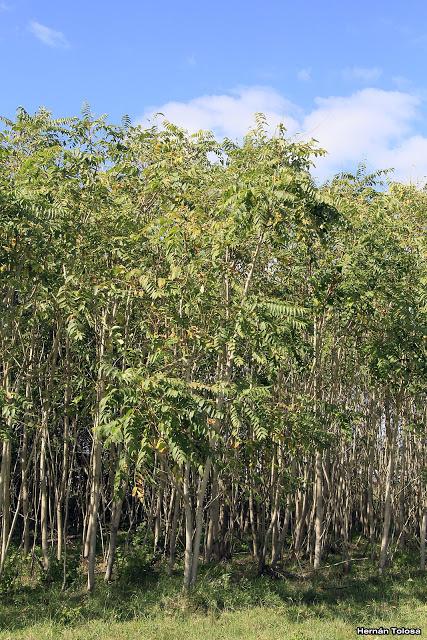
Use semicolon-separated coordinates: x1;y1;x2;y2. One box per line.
0;108;426;598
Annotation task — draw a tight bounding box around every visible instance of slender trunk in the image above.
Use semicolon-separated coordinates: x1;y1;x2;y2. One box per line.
168;487;180;575
313;450;323;569
272;493;291;568
294;467;309;554
205;468;220;563
39;413;50;571
87;306;112;592
182;462;193;591
379;402;395;573
420;500;427;571
249;483;260;562
153;459;164;554
0;439;12;572
87;439;102;592
190;457;212;586
104;494;124;582
57;354;71;561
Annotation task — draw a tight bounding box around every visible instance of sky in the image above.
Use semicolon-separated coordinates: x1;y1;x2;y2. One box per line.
2;0;427;182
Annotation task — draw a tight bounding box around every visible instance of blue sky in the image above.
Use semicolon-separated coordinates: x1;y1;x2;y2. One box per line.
2;0;427;181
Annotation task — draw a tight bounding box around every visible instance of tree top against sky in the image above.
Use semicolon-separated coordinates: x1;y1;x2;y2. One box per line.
1;1;427;182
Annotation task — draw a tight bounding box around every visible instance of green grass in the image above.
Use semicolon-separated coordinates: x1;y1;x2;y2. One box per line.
1;551;426;640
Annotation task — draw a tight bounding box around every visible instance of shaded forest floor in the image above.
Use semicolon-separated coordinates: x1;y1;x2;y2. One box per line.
1;548;426;639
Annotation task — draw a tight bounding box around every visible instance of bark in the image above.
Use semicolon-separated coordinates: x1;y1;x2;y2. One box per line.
190;457;212;585
104;494;124;582
168;487;180;575
205;468;220;563
182;462;194;591
0;439;12;573
313;450;324;569
379;402;395;573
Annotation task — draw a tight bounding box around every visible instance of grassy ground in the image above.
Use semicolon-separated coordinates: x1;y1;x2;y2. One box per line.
0;550;426;640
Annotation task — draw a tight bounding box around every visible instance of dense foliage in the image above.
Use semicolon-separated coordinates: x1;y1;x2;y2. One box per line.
0;108;426;593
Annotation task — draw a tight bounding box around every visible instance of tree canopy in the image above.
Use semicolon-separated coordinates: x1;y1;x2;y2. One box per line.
0;108;426;591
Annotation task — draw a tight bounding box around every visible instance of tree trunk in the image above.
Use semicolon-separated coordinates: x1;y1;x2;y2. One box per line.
182;462;194;591
379;402;395;573
190;457;212;586
313;450;323;569
105;494;124;582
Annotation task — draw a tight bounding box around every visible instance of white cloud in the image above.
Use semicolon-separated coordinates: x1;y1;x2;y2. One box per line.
140;87;300;139
29;20;69;48
297;68;311;82
375;135;427;184
139;86;427;183
302;88;420;179
342;66;382;82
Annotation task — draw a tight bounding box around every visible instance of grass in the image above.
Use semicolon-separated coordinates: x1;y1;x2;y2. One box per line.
0;548;426;640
